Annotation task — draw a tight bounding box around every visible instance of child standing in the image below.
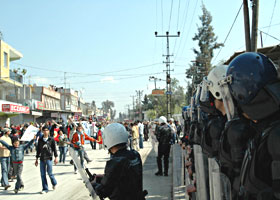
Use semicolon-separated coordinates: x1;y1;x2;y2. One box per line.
0;136;35;193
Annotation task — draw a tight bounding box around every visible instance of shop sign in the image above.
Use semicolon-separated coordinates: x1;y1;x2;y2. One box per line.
152;89;165;96
36;101;45;110
2;104;30;114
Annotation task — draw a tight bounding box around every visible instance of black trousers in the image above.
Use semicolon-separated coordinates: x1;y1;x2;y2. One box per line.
157;144;171;174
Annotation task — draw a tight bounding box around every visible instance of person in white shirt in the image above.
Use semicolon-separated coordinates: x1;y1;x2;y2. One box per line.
138;121;144;149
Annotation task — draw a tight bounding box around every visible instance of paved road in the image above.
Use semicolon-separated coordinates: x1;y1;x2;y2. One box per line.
0;141;172;200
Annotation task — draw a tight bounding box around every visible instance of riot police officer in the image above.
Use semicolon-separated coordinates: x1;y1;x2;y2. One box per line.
223;52;280;200
199;65;228;158
155;116;172;176
202;64;256;199
92;123;145;200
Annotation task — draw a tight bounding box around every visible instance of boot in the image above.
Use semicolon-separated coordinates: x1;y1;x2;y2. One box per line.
155;157;163;176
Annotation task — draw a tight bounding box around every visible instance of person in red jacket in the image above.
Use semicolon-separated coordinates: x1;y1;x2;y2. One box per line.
71;124;96;173
96;124;103;149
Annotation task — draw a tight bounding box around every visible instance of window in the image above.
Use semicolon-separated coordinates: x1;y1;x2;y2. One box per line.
3;52;8;68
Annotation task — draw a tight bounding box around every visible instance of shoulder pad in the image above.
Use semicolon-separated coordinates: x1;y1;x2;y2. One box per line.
267;124;280;159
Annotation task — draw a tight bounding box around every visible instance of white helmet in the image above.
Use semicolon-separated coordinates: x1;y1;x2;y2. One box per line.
170;118;174;122
103;123;129;150
159;116;167;124
204;65;228;100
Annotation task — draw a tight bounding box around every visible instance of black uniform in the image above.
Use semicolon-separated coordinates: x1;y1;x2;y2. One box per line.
240;112;280;200
156;123;172;176
219;117;256;199
94;148;143;200
201;115;225;158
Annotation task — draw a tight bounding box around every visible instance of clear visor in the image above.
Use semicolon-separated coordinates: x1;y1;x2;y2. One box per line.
197;106;201;122
200;77;212;103
195;85;201;105
190;97;195;121
218;76;235;121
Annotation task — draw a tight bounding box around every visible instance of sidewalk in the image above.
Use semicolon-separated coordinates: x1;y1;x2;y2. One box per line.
143;142;172;200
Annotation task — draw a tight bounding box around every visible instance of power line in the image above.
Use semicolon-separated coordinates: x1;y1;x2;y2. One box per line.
13;62;162;77
172;0;191;55
260;22;280;29
265;0;277;41
258;29;280;42
168;0;174;31
54;71;166;85
212;2;243;64
175;0;198;60
176;0;181;31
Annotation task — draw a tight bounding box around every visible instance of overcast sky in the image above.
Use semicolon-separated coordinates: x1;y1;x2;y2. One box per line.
0;0;279;114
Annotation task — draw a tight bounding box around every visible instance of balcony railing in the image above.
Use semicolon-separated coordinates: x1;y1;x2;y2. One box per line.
9;70;23;83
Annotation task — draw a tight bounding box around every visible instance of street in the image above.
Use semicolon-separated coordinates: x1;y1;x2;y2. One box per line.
0;141;172;200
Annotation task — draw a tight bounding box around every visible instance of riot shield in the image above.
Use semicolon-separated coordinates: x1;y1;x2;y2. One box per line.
211;168;232;200
69;147;98;199
193;145;208;200
208;158;221;200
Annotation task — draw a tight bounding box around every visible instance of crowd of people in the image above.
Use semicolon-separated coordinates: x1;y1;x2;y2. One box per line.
0;114;183;198
180;52;280;200
0;118;109;194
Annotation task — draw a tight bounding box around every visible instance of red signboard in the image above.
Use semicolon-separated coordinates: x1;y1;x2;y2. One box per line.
2;104;30;114
36;101;45;110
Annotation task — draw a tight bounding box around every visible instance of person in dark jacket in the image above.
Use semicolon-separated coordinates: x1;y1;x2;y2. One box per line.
155;116;172;176
92;123;146;200
35;126;58;194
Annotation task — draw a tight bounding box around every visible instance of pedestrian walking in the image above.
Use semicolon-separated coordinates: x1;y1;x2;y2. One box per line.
35;126;58;194
132;122;139;151
71;124;96;173
0;136;35;193
0;128;12;190
138;121;144;149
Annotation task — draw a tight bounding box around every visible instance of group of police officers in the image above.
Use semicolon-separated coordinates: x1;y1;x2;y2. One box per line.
83;51;279;200
181;52;280;200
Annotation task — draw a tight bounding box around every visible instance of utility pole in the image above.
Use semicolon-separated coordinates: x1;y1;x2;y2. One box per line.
155;31;180;120
149;76;165;89
135;90;143;120
64;72;67;111
251;0;259;52
125;104;130;120
130;95;135;120
243;0;251;52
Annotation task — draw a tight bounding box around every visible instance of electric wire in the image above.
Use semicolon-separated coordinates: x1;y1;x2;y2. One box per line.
258;29;280;42
176;0;181;31
168;0;174;31
265;0;277;41
261;22;280;29
176;0;199;60
212;2;243;64
13;62;162;77
173;0;191;56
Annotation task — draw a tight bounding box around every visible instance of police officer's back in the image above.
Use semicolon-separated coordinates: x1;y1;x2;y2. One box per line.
92;123;145;200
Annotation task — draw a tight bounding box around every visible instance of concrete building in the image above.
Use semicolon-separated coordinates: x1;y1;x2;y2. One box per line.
0;40;30;125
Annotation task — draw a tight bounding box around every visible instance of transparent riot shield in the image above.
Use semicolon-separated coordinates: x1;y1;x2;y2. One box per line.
208;158;221;200
211;169;232;200
193;145;208;200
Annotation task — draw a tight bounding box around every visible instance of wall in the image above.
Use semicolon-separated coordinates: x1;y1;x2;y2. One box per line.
0;40;10;79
